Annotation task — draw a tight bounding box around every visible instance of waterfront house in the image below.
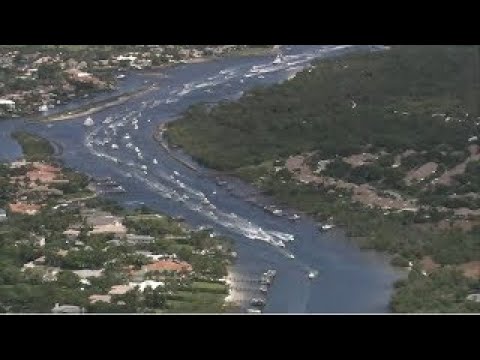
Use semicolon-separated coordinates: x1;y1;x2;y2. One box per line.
89;294;112;304
466;293;480;302
0;99;15;111
143;259;192;274
108;284;134;296
51;303;85;314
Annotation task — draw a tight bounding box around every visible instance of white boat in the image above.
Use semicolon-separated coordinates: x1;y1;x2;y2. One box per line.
288;214;300;221
111;144;119;149
273;53;284;65
84;117;94;127
126;143;133;148
153;158;158;165
141;165;148;170
272;209;283;216
320;224;335;231
116;74;126;79
39;104;49;112
308;271;318;279
288;254;295;259
123;134;131;140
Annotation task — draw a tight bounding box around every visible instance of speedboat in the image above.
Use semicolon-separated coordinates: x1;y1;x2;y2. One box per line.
320;224;335;231
288;214;300;221
273;53;284;65
84;116;94;127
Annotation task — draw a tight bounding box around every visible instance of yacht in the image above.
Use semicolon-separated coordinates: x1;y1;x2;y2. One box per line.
84;116;94;127
288;214;301;221
320;224;335;231
273;52;284;65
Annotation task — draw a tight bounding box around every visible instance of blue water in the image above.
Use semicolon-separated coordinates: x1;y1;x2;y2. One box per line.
0;45;403;313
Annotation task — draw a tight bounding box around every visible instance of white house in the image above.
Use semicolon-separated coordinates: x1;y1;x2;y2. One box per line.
0;99;15;111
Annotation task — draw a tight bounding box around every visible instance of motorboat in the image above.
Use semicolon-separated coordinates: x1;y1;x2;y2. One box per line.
273;52;284;65
153;158;158;165
288;254;295;259
308;271;318;279
288;214;300;221
84;116;94;127
320;224;335;231
272;209;283;216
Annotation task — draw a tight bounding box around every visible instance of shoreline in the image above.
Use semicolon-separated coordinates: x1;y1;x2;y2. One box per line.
2;47;277;123
34;85;158;123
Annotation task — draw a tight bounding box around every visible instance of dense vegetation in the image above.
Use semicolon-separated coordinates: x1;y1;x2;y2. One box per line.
168;46;480;170
168;45;480;312
11;131;54;161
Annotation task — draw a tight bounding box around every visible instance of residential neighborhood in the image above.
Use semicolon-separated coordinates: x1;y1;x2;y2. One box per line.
0;45;270;117
0;133;236;313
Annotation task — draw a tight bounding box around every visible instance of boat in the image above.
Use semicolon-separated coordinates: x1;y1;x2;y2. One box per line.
272;209;283;216
250;298;266;307
84;116;94;127
273;52;284;65
39;104;49;112
265;269;277;277
259;285;268;293
141;165;148;171
288;254;295;259
153;158;158;165
320;224;335;231
308;270;318;279
116;74;126;79
111;144;119;149
288;214;300;221
246;308;262;313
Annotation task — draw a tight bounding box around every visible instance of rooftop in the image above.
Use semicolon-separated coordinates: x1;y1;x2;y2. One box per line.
143;259;192;273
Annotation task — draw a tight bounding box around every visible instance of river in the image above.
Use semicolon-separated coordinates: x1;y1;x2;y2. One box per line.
0;45;403;313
